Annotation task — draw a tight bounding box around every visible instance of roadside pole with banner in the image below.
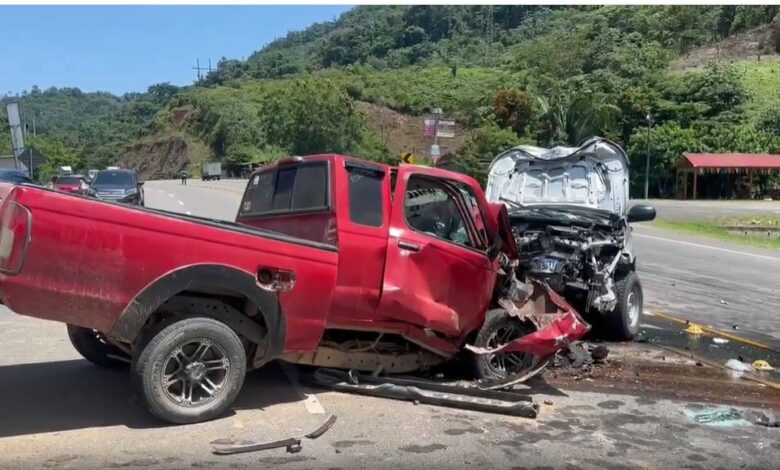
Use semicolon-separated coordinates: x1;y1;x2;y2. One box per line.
423;107;454;165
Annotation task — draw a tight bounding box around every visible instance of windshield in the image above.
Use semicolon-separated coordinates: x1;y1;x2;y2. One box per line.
93;171;134;186
55;176;83;185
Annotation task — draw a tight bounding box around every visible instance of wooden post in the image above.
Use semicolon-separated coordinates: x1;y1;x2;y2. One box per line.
693;170;698;199
748;168;754;199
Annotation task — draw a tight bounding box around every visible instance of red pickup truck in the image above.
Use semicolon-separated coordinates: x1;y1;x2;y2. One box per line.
0;155;586;424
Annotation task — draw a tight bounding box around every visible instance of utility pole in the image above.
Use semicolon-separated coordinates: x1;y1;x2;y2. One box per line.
192;58;213;80
644;113;653;200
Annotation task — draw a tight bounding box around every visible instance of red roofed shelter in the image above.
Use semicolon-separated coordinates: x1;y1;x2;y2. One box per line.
676;153;780;199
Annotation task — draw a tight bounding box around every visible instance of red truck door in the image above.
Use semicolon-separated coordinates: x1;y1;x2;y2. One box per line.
376;166;498;337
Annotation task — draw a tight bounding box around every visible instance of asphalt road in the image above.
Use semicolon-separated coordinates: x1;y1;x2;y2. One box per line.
0;179;778;469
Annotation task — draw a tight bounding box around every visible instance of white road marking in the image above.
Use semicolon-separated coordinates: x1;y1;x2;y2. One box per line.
168;193;175;198
634;233;780;262
186;211;192;215
280;362;326;415
178;200;184;206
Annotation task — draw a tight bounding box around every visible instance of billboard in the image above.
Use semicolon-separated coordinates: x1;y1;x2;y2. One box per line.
6;102;24;158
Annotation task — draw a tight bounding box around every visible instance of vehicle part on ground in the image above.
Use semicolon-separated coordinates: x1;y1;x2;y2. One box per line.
67;324;130;368
211;414;337;455
486;138;655;340
312;368;539;418
131;316;247;424
282;334;444;373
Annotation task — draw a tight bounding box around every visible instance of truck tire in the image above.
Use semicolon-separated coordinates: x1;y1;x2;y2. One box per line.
471;309;536;380
67;324;129;368
131;317;247;424
602;270;643;341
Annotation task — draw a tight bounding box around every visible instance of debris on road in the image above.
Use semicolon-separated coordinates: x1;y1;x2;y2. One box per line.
719;299;729;305
752;360;774;371
684;406;779;428
211;414;337;455
684;324;704;335
712;337;729;345
312;368;540;418
725;359;755;372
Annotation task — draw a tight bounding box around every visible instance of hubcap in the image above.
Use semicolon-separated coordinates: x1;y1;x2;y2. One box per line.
161;339;230;407
485;323;534;378
627;288;640;328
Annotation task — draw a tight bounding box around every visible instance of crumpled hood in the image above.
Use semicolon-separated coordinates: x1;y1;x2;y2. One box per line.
485;137;630;216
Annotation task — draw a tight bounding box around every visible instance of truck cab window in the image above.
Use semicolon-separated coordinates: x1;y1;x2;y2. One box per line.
404;176;472;248
347;168;384;227
242;162;329;215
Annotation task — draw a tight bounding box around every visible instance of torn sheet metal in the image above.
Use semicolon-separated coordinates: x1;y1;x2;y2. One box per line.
468;283;590;362
313;368;539;418
211;415;337;455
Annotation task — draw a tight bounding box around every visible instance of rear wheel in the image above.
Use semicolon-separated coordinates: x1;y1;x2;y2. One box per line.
472;309;536;380
131;317;247;424
602;270;643;341
67;324;129;368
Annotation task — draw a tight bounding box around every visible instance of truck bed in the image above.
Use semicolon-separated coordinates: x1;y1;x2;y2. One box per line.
0;184;339;352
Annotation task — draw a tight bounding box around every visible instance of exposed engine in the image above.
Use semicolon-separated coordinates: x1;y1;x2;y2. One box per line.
512;219;629;314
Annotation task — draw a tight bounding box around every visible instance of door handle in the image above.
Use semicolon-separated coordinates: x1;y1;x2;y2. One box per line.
398;240;421;252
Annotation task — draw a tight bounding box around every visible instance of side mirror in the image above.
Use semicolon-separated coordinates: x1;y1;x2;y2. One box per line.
627;204;656;223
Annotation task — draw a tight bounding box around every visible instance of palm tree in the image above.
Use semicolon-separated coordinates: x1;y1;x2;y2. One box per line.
536;90;621;146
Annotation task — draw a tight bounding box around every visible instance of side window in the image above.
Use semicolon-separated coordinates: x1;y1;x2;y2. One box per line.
404;175;472;248
347;167;384;227
241;163;329;215
454;183;488;249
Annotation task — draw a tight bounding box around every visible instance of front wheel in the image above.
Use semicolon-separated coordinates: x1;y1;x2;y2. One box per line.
602;270;643;341
471;309;537;381
67;324;129;368
131;317;247;424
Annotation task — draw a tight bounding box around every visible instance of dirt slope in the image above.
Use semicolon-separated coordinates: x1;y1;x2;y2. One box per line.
119;136;194;179
356;101;471;159
674;24;777;69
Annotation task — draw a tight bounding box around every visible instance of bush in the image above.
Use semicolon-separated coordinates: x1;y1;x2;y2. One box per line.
492;88;534;134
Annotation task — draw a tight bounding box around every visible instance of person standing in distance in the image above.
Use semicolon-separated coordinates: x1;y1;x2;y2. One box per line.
180;170;188;186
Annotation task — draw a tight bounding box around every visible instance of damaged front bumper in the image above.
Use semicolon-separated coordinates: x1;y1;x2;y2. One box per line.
469;282;591;388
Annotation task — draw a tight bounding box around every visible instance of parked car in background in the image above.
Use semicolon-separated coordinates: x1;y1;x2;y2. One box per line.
90;169;144;205
0;169;33;185
53;175;91;195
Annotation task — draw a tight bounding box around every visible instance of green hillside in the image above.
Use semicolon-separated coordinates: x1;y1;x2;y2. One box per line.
3;5;780;195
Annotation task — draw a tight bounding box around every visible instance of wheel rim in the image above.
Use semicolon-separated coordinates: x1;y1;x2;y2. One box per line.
485;323;534;378
161;338;230;407
626;287;641;328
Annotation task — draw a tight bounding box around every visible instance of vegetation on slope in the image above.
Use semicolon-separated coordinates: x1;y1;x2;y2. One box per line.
3;5;780;194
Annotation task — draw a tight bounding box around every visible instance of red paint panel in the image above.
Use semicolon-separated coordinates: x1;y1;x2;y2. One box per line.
0;186;338;352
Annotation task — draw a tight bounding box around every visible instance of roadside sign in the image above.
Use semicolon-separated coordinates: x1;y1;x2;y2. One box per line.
430;144;440;162
423;119;436;138
401;152;415;164
437;120;456;138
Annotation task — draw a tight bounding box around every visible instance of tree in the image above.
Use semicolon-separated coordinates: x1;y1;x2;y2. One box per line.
491;88;534;135
536;90;621;146
454;123;527;184
260;78;365;156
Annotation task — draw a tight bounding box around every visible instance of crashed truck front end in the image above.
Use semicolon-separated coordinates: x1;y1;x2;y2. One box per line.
484;138;645;341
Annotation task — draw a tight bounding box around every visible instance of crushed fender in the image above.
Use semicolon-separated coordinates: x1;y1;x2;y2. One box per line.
211;414;337;455
467;282;590;366
312;368;539;418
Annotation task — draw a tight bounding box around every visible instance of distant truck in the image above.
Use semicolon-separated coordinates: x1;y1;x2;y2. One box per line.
202;162;222;181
